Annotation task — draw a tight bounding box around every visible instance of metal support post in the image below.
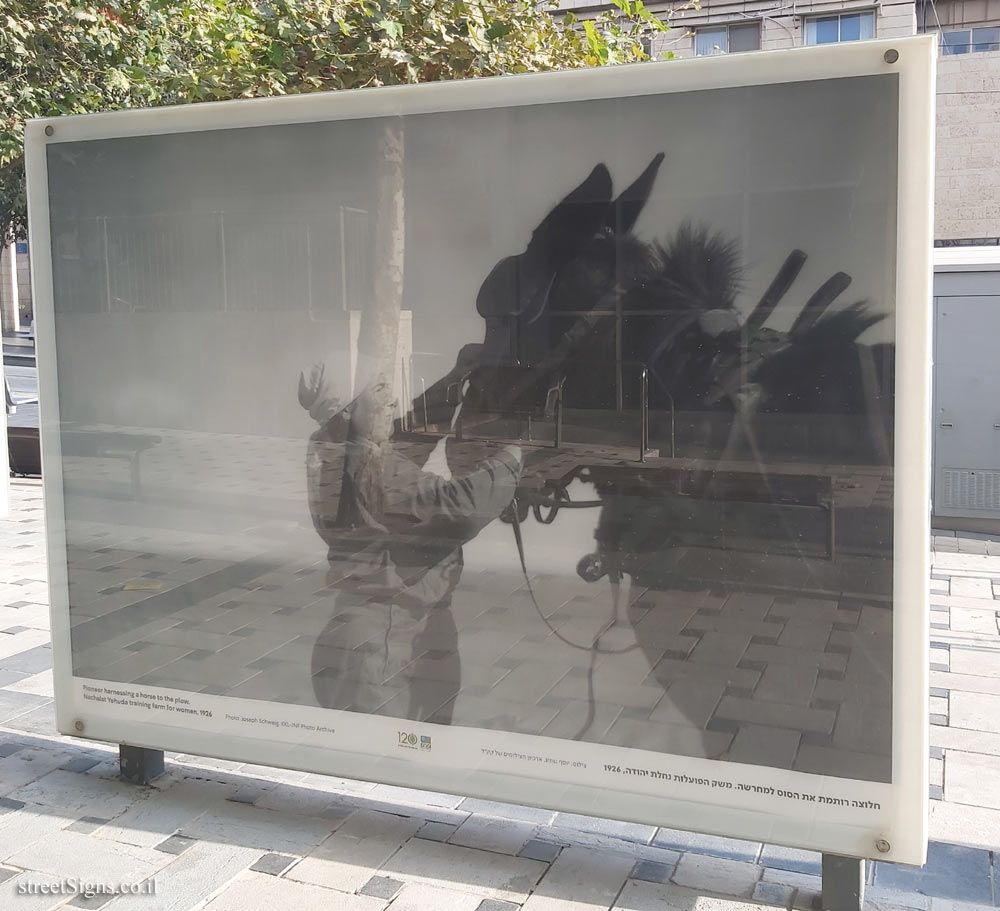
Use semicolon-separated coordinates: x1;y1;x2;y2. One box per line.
119;744;165;785
822;853;866;911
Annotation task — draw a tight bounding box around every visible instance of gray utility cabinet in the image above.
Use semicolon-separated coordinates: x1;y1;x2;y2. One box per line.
933;262;1000;520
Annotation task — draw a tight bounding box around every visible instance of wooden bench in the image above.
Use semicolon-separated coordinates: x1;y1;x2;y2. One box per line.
8;424;161;500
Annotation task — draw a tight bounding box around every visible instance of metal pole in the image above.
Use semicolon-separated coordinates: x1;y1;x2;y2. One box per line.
639;367;648;463
821;854;865;911
421;377;429;432
119;744;165;785
667;389;675;459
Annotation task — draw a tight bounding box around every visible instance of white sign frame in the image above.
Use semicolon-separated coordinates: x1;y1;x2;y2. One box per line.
26;36;934;865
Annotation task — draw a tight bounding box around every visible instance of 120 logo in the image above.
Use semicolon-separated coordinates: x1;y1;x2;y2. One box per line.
397;732;431;751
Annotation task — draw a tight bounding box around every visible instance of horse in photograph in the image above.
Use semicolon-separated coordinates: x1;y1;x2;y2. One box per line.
300;153;892;748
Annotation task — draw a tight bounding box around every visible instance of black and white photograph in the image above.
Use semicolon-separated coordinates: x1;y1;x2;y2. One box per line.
46;71;899;787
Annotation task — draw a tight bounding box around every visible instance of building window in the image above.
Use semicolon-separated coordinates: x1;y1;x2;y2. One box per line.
940;25;1000;53
804;11;876;45
694;22;761;56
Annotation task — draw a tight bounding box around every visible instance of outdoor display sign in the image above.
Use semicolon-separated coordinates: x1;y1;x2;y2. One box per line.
26;36;934;864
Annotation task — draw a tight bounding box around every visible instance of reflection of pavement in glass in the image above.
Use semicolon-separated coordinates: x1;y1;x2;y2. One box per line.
64;426;892;782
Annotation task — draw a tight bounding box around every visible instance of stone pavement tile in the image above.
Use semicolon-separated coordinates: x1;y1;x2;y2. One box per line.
201;871;384;911
864;884;930;910
518;839;562;863
460;798;556;826
64;814;111;835
650;681;727;730
632;860;676;884
380;837;548;903
105;842;262;911
0;628;50;660
0;746;76;797
949;691;1000;734
873;843;992;905
832;702;892;756
930;758;944;789
251;782;340;817
948;649;1000;679
949;577;993;599
416;821;459;842
0;803;73;862
360;875;405;899
541;699;623;740
287;810;423;893
928;800;1000;850
551;812;656;845
759;845;821;876
8;769;143;819
0;643;53;675
521;846;635;911
534;827;681;864
753;882;794;909
728;726;801;769
177;799;335;854
0;871;73;911
713;696;835;735
603;717;733;757
5;701;58;736
652;828;760;864
794;744;890;783
328;790;470;826
94;777;236;847
5;830;168;883
369;783;465;809
933;553;1000;574
928;900;998;911
613;879;774;910
249;852;298;876
761;868;822;891
390;883;486;911
155;835;198;855
930;724;1000;757
943;751;1000;809
4;669;54;697
948;609;997;636
671;854;762;898
0;866;16;884
476;901;519;911
930;579;949;595
0;688;50;724
449;816;536;855
755;664;817;707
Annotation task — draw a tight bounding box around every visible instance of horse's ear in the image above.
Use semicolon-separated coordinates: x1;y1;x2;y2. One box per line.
608;152;665;235
478;164;612;318
525;163;613;268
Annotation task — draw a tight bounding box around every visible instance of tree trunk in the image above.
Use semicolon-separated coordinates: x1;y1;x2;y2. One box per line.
336;118;405;529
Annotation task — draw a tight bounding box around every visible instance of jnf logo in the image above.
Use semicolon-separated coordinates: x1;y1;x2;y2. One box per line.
420;736;432;751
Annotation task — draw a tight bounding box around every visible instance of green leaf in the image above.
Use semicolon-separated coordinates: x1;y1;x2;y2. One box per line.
378;18;403;41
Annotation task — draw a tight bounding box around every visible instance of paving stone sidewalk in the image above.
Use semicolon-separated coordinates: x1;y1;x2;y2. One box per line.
0;479;998;911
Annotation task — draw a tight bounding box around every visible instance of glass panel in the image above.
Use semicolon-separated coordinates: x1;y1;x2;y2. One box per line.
695;27;727;55
840;13;862;41
728;22;761;52
942;29;972;53
973;25;1000;51
46;75;900;785
859;10;876;39
806;16;841;45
